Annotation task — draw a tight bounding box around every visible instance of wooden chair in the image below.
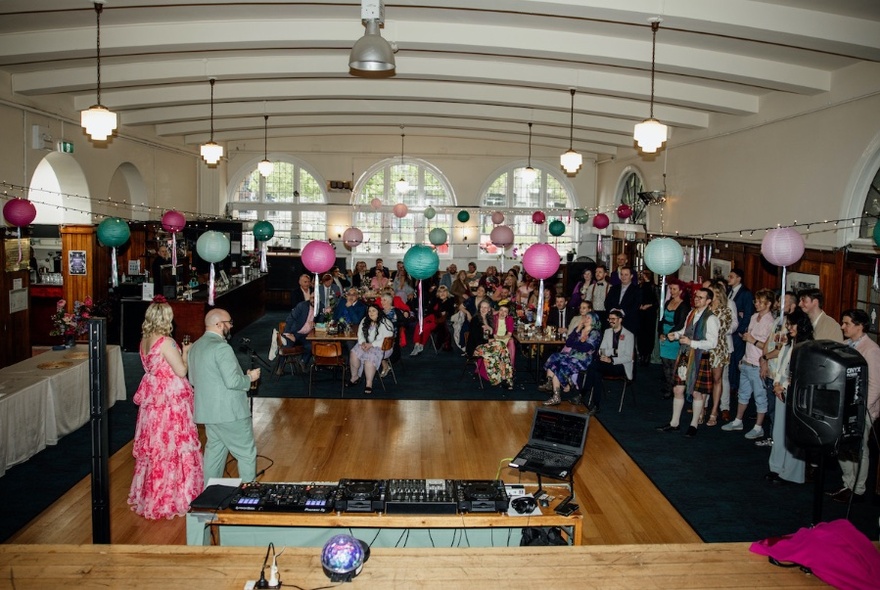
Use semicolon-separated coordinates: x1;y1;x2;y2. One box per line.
309;341;348;397
377;336;397;391
273;322;305;381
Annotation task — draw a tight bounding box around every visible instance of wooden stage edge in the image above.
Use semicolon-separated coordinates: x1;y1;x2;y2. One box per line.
0;543;829;589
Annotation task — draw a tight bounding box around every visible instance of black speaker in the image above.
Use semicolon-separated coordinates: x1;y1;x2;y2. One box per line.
787;340;867;451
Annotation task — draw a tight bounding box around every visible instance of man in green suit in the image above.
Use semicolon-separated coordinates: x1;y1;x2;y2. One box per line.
189;308;261;485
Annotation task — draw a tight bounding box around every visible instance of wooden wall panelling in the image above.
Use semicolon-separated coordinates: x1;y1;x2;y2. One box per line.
60;225;97;312
0;239;31;367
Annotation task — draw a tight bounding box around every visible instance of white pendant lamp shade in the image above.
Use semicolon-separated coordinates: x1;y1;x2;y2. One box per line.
81;105;117;141
396;126;409;192
258;159;275;177
560;149;583;174
200;142;223;165
634;118;668;153
259;114;274;177
396;177;410;193
521;166;538;184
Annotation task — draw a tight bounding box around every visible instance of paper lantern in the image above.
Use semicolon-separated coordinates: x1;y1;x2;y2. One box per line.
253;220;275;242
762;227;805;267
161;210;186;233
491;211;505;225
874;222;880;248
457;210;470;223
3;198;37;227
548;220;566;236
617;204;633;219
522;243;560;280
403;244;440;281
393;203;408;218
370;198;382;210
342;227;363;248
424;207;436;220
196;230;230;263
593;213;610;229
490;225;514;248
96;217;131;247
644;237;684;276
301;240;336;274
574;209;590;224
428;227;447;246
532;210;546;225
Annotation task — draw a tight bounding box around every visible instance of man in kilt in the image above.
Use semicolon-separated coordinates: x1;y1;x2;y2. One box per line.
657;287;719;437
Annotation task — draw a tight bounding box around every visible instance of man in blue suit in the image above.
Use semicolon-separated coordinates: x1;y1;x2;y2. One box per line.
727;268;753;405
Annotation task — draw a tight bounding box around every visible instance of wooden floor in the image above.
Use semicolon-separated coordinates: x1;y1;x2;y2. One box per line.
9;397;701;546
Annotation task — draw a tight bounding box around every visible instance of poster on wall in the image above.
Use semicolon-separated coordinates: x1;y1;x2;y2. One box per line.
3;238;31;272
69;250;87;276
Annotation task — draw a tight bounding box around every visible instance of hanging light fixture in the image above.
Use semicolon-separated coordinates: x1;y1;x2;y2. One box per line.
80;1;117;141
349;0;396;74
633;18;668;153
200;78;223;166
522;122;538;184
559;88;582;174
395;126;409;193
258;115;274;177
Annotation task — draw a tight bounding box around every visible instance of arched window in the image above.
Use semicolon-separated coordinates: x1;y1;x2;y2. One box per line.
858;165;880;239
228;158;326;252
478;164;577;258
351;157;456;258
617;169;647;225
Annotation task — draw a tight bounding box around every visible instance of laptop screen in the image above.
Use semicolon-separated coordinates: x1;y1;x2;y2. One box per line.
530;408;590;452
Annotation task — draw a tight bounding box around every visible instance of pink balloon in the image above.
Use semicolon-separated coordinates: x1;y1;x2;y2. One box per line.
593;213;610;229
616;204;633;219
491;211;505;225
371;198;382;209
490;225;514;248
522;243;560;280
532;210;546;225
161;209;186;233
393;203;409;218
342;227;364;248
761;227;805;267
3;198;37;227
301;240;336;274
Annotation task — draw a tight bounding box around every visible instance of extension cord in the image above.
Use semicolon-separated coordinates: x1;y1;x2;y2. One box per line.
243;582;281;590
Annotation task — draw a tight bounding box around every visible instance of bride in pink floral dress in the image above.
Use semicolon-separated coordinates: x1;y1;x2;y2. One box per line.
128;297;203;519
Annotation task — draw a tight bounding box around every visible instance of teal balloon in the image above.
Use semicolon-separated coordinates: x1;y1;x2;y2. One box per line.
457;210;470;223
253;220;275;242
196;230;231;263
548;220;566;236
874;222;880;247
644;237;684;276
403;244;440;281
574;209;589;224
96;217;130;248
424;206;436;220
428;227;447;246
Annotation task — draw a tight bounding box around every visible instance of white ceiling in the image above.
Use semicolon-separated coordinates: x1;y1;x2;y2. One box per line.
1;0;878;159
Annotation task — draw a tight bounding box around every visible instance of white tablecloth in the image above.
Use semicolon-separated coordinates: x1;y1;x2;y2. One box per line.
0;344;126;477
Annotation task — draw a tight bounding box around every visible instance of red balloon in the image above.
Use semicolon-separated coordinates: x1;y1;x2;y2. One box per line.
593;213;610;229
3;198;37;227
616;204;633;219
161;210;186;233
532;210;546;225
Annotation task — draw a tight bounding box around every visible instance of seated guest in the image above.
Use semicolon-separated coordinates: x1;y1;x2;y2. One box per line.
464;285;493;317
282;299;315;362
290;273;312;307
439;264;458;290
588;309;635;413
330;267;350;292
489;285;511;306
391;260;406;280
349;260;369;288
466;300;494;358
411;285;455;355
451;270;470;302
370;270;390;292
317;273;341;315
473;304;516;389
547;294;573;335
334;288;367;326
369;258;390;280
466;262;482;291
541;311;601;406
379;293;405;377
345;304;394;395
392;269;415;302
479;265;500;293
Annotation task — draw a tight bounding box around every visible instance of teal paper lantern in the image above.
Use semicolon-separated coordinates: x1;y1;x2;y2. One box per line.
428;227;447;246
574;209;589;224
457;210;470;223
404;244;440;281
548;220;566;236
424;206;436;220
96;217;130;247
873;222;880;248
196;230;231;263
253;220;275;242
644;237;684;276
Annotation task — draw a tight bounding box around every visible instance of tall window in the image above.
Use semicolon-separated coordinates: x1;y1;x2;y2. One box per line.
858;166;880;239
228;158;326;252
479;164;576;258
351;158;456;258
617;169;647;225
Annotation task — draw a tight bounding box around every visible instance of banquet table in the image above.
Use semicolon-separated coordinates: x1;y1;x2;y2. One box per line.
0;344;126;477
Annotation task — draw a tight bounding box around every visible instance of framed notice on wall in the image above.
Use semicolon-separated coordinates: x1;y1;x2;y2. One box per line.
69;250;87;276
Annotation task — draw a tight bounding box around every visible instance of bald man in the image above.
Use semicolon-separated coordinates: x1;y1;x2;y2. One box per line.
189;307;261;485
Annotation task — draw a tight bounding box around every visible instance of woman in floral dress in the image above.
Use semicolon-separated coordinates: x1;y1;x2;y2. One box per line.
128;297;203;520
706;284;733;426
542;312;601;405
474;304;516;389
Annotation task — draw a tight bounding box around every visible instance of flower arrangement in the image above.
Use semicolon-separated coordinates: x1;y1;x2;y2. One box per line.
49;297;92;337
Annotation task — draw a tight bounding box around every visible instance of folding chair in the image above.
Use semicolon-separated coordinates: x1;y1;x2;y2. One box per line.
582;355;635;412
459;332;484;389
273;322;305;381
309;341;348;397
377;336;397;391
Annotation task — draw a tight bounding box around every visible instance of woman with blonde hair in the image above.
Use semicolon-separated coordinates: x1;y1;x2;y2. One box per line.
128;296;202;520
706;283;733;426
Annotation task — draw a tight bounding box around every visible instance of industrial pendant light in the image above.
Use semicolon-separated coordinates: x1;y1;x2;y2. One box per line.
633;18;668;153
522;122;538;184
200;78;223;166
559;89;582;174
395;126;409;193
258;115;274;177
80;1;117;141
349;0;396;74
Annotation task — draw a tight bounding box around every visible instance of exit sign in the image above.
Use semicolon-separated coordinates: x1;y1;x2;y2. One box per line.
57;140;74;154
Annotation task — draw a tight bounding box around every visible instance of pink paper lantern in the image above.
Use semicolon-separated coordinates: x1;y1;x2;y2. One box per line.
593;213;610;229
342;227;364;248
491;211;505;225
393;203;409;218
490;225;514;248
617;204;633;219
161;209;186;233
522;243;560;280
301;240;336;274
532;210;546;225
761;227;805;267
370;198;382;210
3;198;37;227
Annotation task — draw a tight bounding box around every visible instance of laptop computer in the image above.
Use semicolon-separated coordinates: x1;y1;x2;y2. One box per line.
508;408;590;479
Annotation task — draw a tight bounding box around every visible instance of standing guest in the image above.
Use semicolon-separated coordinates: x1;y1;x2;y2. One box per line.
128;297;202;520
605;266;641;336
349;260;369;288
151;243;173;294
826;309;880;503
541;312;601;406
411;285;455;355
710;278;740;422
290;273;313;307
333;288;367;326
798;288;844;342
189;308;260;485
451;269;471;302
609;252;629;286
570;267;594;311
473;304;516;389
345;304;394;395
637;269;659;365
657;280;691;400
479;265;501;293
756;291;798;445
705;284;734;427
658;287;719;437
589;309;635;414
727;268;754;400
586;264;610;327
